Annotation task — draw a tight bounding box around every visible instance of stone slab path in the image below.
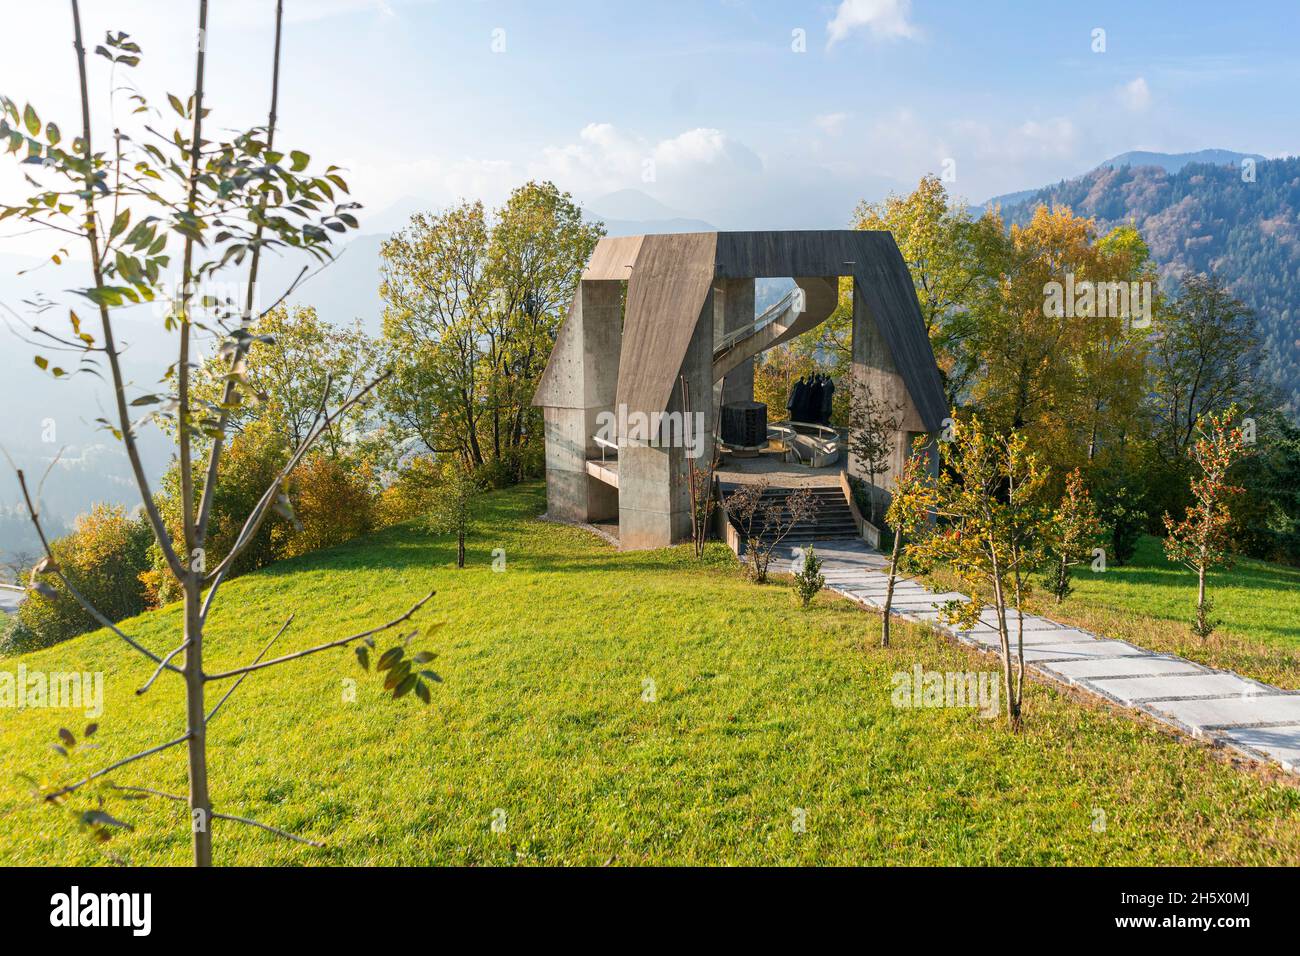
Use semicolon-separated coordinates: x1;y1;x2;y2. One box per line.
796;538;1300;776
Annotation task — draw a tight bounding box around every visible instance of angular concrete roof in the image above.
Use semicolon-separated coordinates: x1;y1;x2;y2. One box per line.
535;230;949;432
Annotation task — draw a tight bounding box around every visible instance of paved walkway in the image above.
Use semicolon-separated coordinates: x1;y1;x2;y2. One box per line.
794;539;1300;776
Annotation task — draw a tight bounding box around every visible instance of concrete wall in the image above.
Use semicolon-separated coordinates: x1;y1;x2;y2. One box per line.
542;280;623;524
848;280;934;516
618;287;715;549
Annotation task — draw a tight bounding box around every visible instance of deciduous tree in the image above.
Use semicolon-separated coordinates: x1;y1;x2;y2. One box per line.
881;440;936;647
723;481;817;584
848;380;902;525
1042;468;1103;603
910;418;1051;727
1163;406;1251;638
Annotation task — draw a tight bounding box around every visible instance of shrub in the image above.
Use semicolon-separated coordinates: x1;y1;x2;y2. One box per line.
793;545;824;608
275;452;377;559
1098;484;1147;567
141;419;289;607
0;614;40;656
375;455;443;528
16;504;152;649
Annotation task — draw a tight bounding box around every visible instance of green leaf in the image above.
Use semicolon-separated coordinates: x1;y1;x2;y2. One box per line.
110;209;130;239
412;651;435;664
23;103;39;136
414;680;431;704
82;285;125;308
58;728;75;747
84;723;98;737
167;93;186;117
354;646;370;671
45;122;60;146
289;150;309;172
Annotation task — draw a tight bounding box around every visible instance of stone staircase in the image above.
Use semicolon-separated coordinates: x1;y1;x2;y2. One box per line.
721;483;860;550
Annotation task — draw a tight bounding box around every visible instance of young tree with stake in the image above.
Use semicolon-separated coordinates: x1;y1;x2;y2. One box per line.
2;1;439;866
880;439;936;647
1043;468;1103;604
681;374;723;560
911;418;1050;727
848;380;902;526
430;459;480;569
1163;406;1251;638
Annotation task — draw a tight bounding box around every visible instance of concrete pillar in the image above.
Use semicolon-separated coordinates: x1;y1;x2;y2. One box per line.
619;287;715;549
542;280;622;523
715;277;755;407
849;278;929;516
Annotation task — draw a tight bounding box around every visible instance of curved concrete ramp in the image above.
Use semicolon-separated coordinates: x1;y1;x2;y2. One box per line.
712;276;838;382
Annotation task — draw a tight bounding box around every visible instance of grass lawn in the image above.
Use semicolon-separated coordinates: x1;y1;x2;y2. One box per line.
923;535;1300;690
2;483;1299;866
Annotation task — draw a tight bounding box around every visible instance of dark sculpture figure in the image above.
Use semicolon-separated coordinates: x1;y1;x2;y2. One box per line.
788;374;834;426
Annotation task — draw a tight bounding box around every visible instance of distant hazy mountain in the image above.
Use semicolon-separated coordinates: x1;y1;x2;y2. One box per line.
994;154;1300;417
584;189;715;237
1098;148;1267;174
585;188;686;221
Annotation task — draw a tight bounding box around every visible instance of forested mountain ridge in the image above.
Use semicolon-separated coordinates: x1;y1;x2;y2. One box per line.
996;156;1300;415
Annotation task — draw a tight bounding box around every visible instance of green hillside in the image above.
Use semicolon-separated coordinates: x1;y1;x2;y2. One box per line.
2;484;1299;866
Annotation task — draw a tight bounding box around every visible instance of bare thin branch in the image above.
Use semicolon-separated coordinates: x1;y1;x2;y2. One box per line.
135;639;190;695
206;614;293;724
43;734;190;803
204;590;435;682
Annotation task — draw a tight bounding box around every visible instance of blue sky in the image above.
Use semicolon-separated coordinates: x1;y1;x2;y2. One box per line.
2;0;1299;239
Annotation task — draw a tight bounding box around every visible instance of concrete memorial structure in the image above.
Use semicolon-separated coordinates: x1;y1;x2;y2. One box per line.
533;230;949;549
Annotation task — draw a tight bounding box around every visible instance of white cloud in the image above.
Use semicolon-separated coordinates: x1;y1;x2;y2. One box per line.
1118;76;1152;112
654;128;759;171
814;112;851;136
827;0;918;47
347;123;763;217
